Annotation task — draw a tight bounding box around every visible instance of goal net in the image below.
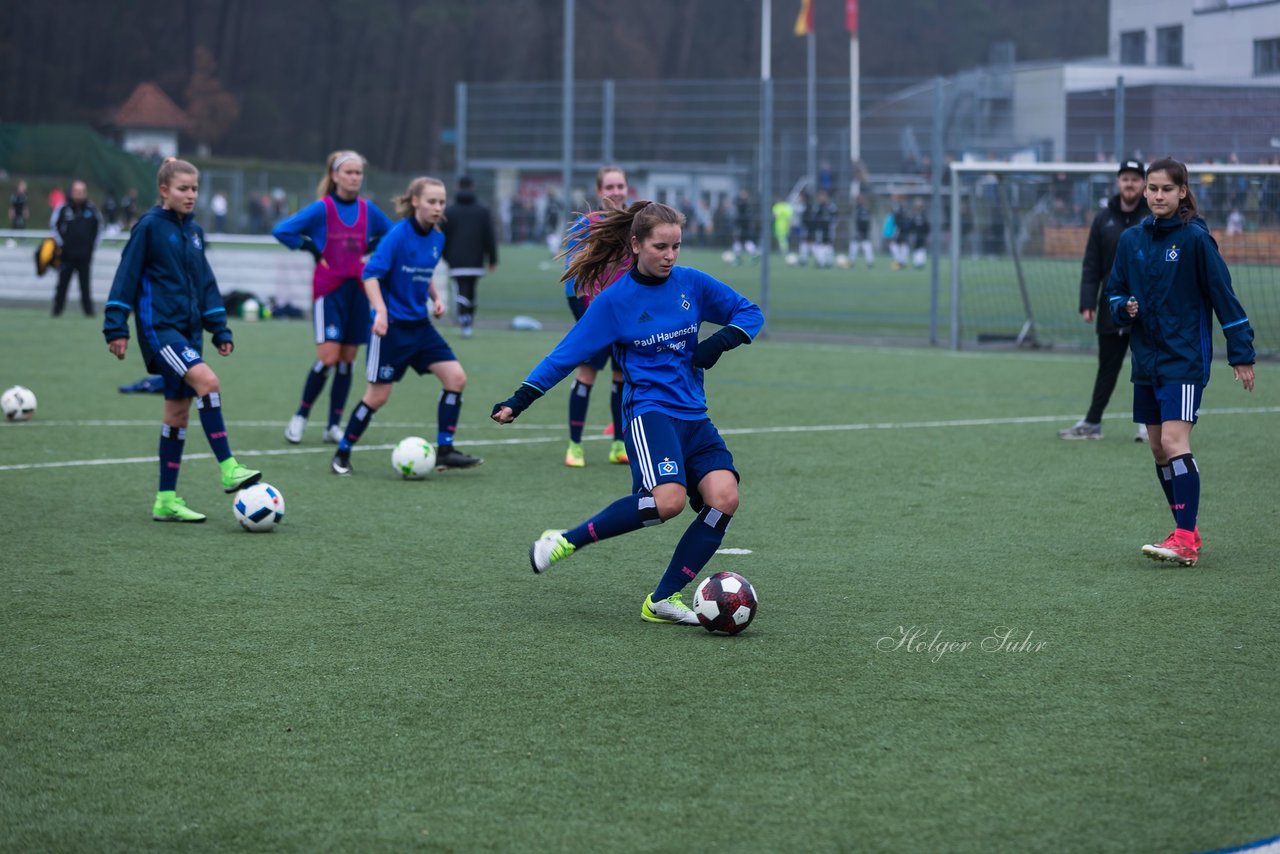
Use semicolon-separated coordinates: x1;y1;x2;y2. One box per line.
946;161;1280;357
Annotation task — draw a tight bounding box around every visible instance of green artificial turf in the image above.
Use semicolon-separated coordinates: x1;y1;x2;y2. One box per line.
1;291;1277;851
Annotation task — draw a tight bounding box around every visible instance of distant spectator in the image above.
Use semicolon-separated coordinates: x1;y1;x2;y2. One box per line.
121;188;139;230
1225;209;1244;236
8;179;28;228
50;179;103;316
442;175;498;338
731;189;757;261
102;190;119;230
210;192;228;232
48;185;65;211
247;194;267;233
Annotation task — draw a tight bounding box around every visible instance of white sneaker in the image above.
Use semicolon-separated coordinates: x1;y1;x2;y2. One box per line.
1057;419;1102;440
641;592;701;625
284;414;307;444
1134;424;1149;443
323;424;344;444
529;530;574;573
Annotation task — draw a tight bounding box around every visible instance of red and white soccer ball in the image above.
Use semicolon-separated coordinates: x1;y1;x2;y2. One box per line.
2;385;37;421
693;571;759;635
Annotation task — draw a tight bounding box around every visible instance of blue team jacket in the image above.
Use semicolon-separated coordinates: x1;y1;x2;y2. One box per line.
1105;214;1254;386
103;206;231;362
524;265;764;422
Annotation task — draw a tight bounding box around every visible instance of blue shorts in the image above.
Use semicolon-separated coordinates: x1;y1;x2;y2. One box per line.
366;319;457;384
625;411;738;510
314;278;371;346
1133;382;1203;425
567;296;613;372
146;334;205;401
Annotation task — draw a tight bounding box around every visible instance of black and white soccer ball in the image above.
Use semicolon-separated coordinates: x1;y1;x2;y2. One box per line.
693;571;759;635
234;482;285;532
2;385;37;421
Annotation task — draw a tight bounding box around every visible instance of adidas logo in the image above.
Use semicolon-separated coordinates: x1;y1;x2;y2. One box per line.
639;311;653;322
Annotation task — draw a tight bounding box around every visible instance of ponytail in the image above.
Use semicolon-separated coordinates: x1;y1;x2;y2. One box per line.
561;200;685;298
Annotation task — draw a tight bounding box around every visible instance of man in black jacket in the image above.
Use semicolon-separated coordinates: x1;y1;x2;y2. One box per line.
1058;160;1150;441
441;176;498;338
51;179;103;316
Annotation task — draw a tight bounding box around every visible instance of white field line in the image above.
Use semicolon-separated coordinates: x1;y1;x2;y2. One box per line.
1;407;1277;473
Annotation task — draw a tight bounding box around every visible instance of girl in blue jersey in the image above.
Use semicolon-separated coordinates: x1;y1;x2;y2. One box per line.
273;150;393;445
493;201;763;625
561;166;631;468
1105;157;1256;567
103;158;262;523
330;177;483;476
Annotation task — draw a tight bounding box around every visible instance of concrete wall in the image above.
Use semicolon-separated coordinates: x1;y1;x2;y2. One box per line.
1111;0;1280;80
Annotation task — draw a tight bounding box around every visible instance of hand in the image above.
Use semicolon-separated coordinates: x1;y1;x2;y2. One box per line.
318;257;330;268
372;310;388;337
491;405;514;423
218;341;234;356
1125;298;1139;318
432;297;445;319
1081;308;1095;323
1234;364;1255;392
108;338;128;360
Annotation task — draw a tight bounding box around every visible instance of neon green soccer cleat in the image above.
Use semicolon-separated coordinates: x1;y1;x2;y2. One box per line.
530;529;575;573
564;441;585;468
220;458;262;493
641;592;700;625
152;491;207;523
608;440;629;465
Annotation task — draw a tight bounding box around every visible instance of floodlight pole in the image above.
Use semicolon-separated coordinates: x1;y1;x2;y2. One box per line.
759;0;773;335
561;0;575;211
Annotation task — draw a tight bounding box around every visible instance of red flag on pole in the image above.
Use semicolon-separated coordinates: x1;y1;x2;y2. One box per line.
846;0;858;34
794;0;814;36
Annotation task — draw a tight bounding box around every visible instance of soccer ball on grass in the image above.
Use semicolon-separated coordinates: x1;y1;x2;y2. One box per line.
692;571;759;635
2;385;37;421
234;482;285;532
392;436;437;479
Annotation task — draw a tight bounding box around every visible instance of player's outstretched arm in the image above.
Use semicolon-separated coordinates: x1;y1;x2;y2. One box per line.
491;384;544;423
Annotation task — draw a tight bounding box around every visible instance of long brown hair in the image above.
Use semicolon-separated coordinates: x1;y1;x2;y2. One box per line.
1146;156;1198;223
393;176;445;221
561;201;685;298
316;150;365;199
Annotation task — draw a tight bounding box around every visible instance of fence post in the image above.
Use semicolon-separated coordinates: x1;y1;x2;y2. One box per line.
455;81;468;181
1113;75;1125;160
929;76;944;346
603;79;615;164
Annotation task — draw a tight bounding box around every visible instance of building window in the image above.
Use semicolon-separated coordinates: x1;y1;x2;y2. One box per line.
1156;25;1183;67
1257;37;1280;76
1120;30;1146;65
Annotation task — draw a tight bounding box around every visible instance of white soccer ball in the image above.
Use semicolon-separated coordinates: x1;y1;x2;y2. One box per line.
1;385;37;421
233;482;285;532
835;253;850;269
392;436;437;479
720;250;737;264
784;252;800;267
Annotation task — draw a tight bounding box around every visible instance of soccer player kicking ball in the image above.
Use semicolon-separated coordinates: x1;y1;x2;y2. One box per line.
330;177;483;476
492;201;762;625
104;158;261;522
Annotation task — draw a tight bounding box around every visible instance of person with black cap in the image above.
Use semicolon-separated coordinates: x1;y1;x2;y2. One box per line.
1058;159;1150;441
441;175;498;339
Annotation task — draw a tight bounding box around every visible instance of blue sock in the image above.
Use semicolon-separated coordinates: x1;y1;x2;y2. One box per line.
196;392;232;463
437;390;462;448
337;401;377;453
652;506;732;601
1169;453;1200;531
329;361;353;429
158;424;186;492
610;380;624;437
568;380;591;443
565;490;663;548
297;360;330;418
1156;462;1176;523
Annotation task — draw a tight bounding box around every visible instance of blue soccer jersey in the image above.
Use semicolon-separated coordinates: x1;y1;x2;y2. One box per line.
524;266;763;421
362;218;445;323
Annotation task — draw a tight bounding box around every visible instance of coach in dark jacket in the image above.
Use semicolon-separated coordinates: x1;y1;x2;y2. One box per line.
51;179;103;316
441;176;498;338
1058;160;1150;440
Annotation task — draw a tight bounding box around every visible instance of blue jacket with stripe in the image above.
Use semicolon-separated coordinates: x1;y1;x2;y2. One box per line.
1105;214;1254;386
103;206;231;364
